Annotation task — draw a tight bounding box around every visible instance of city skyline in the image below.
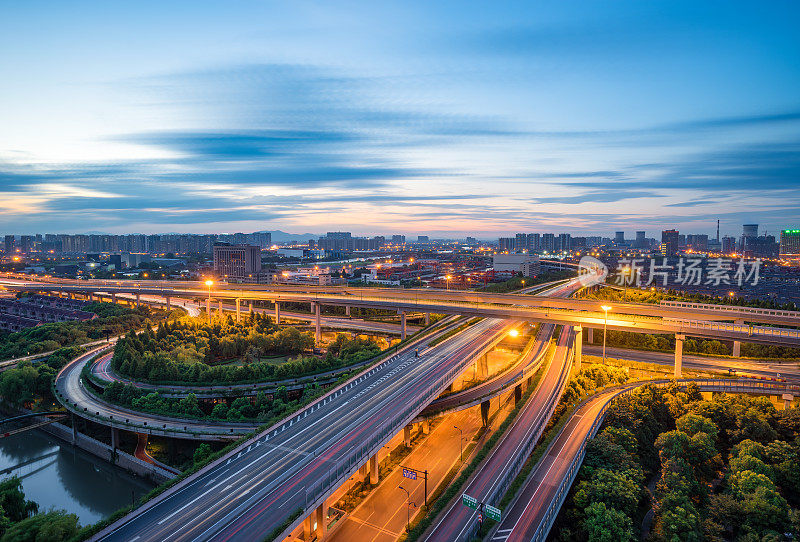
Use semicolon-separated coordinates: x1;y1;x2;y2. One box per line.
2;1;800;235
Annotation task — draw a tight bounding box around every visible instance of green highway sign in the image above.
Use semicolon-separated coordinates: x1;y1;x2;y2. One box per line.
462;493;478;510
485;504;502;521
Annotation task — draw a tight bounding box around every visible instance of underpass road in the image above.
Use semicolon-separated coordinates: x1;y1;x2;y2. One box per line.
421;325;573;542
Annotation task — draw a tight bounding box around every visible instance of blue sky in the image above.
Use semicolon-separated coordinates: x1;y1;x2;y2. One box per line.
1;1;799;237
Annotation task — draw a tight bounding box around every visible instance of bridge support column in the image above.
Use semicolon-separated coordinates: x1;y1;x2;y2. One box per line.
302;515;312;540
733;319;743;357
206;297;211;320
135;293;140;306
674;333;685;378
111;427;120;450
422;420;430;434
217;300;223;318
369;454;379;485
425;312;430;326
249;301;253;315
71;414;78;445
235;299;241;322
165;296;171;310
587;327;594;344
314;502;327;539
274;301;280;324
514;384;522;405
345;305;351;317
88;293;94;302
111;293;117;303
477;354;488;380
400;311;407;340
783;394;794;410
481;400;490;427
404;424;412;447
314;303;321;346
574;326;583;371
359;462;369;480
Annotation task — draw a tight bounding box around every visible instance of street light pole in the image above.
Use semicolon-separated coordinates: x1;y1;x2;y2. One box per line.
601;305;611;363
205;280;213;322
454;425;463;462
398;485;412;532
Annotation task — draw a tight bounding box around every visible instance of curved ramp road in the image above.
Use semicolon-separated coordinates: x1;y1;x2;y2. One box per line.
422;325;574;542
492;377;800;542
91;319;511;542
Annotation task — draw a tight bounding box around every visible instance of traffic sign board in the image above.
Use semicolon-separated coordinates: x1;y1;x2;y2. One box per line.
462;493;478;510
402;468;417;480
485;504;502;521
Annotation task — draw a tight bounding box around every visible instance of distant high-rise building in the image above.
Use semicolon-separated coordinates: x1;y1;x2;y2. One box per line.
661;229;679;256
3;235;14;254
557;233;571;252
571;236;587;249
586;236;603;248
391;235;406;244
541;233;556;253
614;231;625;245
527;233;540;251
686;234;709;251
465;236;477;245
213;244;262;278
780;229;800;257
722;236;737;254
417;235;429;243
514;233;528;252
635;231;646;248
498;237;514;252
19;235;34;253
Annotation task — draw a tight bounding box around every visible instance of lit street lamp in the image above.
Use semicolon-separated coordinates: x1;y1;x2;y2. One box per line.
601;305;612;363
445;275;452;291
205;280;213;321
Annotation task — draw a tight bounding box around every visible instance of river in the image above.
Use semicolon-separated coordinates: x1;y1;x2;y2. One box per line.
0;429;156;526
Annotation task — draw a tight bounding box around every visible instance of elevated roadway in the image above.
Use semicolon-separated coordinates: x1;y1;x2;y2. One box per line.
91;318;514;541
422;325;574;542
6;280;800;347
491;377;799;542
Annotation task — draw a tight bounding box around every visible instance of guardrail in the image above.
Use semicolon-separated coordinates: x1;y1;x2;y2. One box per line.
670;318;800;340
303;324;505;510
459;336;575;542
660;300;800;319
527;377;797;542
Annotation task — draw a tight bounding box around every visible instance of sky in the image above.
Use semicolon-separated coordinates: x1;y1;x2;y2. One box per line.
1;1;799;238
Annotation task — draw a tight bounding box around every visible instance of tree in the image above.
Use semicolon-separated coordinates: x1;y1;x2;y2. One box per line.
574;469;641;518
0;510;79;542
583;502;634;542
0;477;37;523
193;443;213;466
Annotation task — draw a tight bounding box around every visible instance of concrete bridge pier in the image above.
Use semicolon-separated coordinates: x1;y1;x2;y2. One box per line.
165;296;171;310
314;303;321;345
514;384;522;405
369;454;379;485
422;419;430;434
399;311;407;340
111;427;120;450
274;301;281;324
404;424;412;447
345;305;351;317
674;333;685;378
71;414;78;445
135;293;140;306
88;293;94;302
206;298;211;320
249;301;253;315
574;326;583;371
476;354;489;380
111;293;116;303
481;399;490;426
217;300;223;318
235;298;241;322
733;319;743;357
783;394;794;410
425;312;430;326
314;502;328;539
587;327;594;344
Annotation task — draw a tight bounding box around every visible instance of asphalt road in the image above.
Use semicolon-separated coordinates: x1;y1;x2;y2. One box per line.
584;345;800;382
93;318;510;542
421;325;573;542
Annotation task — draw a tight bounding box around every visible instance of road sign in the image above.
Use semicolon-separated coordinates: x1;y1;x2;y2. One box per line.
462;493;478;510
485;504;502;522
402;468;417;480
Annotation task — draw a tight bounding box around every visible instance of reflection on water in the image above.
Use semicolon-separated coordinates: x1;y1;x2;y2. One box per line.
0;429;156;525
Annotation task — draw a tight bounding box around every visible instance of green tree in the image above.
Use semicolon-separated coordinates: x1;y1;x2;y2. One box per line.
0;510;79;542
583;502;634;542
